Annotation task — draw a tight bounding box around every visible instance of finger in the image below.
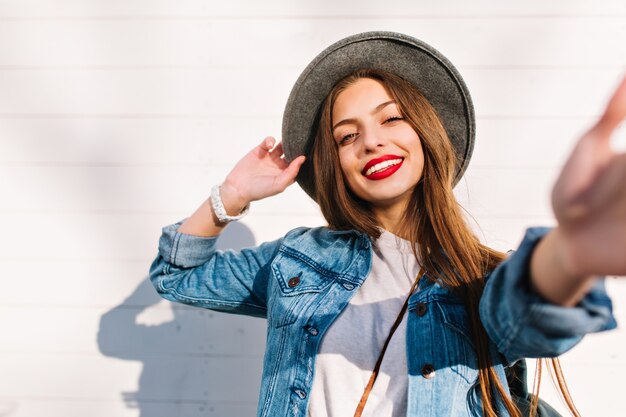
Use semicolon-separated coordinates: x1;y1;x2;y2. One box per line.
269;142;291;167
584;152;626;212
252;136;276;158
260;136;276;151
276;155;306;189
595;75;626;137
272;141;284;156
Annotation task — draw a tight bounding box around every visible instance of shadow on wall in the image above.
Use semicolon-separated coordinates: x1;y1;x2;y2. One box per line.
98;222;266;417
0;400;17;417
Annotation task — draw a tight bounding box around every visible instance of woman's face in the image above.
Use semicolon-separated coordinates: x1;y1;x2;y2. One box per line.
331;77;424;215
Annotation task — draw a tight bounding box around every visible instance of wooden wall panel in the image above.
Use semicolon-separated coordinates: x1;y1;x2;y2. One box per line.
1;0;625;18
1;1;624;416
1;18;626;68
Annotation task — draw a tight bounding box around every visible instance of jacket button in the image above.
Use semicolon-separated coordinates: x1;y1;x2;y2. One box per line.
342;283;355;290
294;389;307;399
288;277;301;287
421;364;436;379
307;327;319;336
416;303;427;317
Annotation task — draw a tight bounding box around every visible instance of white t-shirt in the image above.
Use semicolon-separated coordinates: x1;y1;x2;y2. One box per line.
307;230;421;417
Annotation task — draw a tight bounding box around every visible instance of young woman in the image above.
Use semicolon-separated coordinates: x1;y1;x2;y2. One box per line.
149;32;624;417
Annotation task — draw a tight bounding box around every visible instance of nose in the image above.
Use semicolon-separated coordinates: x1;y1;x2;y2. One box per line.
360;125;386;153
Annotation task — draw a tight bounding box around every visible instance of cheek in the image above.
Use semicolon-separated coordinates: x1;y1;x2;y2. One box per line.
339;151;358;178
417;144;425;165
337;151;362;190
412;137;425;162
337;151;354;177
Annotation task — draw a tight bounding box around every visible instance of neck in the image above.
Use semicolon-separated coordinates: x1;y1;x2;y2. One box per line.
373;202;410;240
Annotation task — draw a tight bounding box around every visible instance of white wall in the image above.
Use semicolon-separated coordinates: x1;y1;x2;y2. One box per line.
1;1;625;416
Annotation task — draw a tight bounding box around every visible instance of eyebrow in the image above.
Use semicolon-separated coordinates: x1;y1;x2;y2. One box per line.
332;100;396;132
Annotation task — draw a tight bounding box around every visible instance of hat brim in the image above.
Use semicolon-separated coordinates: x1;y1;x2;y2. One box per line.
282;31;475;200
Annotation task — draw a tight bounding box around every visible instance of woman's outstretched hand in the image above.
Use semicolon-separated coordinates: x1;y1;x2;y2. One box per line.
531;75;626;306
220;136;306;213
550;75;626;278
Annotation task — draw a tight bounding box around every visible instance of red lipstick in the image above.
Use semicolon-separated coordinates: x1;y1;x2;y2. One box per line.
362;155;404;180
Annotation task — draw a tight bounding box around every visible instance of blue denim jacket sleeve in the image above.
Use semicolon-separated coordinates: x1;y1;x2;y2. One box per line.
480;227;617;364
148;218;289;318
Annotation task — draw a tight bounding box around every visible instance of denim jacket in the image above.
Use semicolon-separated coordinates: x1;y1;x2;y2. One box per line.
149;221;616;417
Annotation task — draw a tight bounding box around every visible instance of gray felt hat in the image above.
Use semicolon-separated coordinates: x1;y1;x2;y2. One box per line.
282;31;475;200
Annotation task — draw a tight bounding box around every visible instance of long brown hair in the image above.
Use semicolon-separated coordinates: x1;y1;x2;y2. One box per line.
310;68;578;417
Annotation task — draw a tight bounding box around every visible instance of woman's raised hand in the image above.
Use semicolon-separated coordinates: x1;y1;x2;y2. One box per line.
220;136;306;213
176;137;304;237
550;75;626;277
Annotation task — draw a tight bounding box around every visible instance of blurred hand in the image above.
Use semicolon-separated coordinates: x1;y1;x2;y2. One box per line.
221;136;306;210
551;75;626;277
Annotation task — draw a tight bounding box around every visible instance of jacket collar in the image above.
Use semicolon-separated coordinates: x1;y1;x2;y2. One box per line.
281;226;372;284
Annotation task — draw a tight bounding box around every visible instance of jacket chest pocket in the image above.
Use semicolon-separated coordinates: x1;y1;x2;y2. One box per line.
434;301;479;385
268;253;334;328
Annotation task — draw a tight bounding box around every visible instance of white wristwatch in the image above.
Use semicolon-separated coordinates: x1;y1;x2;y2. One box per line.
210;184;250;224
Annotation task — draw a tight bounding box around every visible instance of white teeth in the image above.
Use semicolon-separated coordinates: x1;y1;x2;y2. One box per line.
365;158;403;176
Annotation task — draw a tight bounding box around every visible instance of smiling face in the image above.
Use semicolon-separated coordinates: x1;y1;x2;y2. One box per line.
331;77;425;217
